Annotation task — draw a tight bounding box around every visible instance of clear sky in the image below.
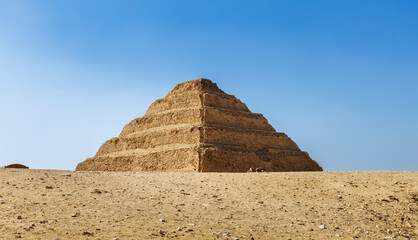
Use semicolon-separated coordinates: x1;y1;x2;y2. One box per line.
1;1;417;171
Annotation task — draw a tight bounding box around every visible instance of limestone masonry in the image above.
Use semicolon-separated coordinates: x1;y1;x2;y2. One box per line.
76;78;322;172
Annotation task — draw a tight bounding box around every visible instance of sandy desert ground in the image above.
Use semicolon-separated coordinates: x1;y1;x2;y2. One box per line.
0;169;416;240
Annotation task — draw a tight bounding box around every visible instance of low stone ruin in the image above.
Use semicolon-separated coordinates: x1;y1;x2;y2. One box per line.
2;164;29;169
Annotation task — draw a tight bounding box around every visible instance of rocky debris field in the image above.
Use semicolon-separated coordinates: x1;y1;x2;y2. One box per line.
0;169;416;239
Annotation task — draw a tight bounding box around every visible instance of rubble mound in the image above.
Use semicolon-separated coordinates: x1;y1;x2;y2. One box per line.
2;164;29;169
76;78;322;172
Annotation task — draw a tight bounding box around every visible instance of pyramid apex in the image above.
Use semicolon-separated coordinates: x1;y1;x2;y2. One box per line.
169;78;225;95
190;77;212;82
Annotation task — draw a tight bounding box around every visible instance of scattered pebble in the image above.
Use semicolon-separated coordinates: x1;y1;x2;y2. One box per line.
213;232;231;237
82;231;93;236
90;189;102;194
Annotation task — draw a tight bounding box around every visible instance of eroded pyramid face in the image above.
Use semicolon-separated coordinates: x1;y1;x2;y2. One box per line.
76;78;322;172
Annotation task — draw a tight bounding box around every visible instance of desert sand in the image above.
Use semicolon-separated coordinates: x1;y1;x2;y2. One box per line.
0;169;416;239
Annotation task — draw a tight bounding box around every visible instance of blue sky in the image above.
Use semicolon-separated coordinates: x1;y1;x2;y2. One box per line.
1;0;417;171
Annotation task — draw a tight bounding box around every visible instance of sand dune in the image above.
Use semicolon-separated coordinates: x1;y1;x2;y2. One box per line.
0;169;416;239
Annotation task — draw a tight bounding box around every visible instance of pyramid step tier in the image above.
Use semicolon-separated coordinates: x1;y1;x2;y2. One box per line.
145;91;250;116
76;147;199;172
77;143;321;172
198;145;322;172
96;124;300;157
120;107;274;137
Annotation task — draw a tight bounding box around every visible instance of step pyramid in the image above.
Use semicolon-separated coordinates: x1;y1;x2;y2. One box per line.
76;78;322;172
